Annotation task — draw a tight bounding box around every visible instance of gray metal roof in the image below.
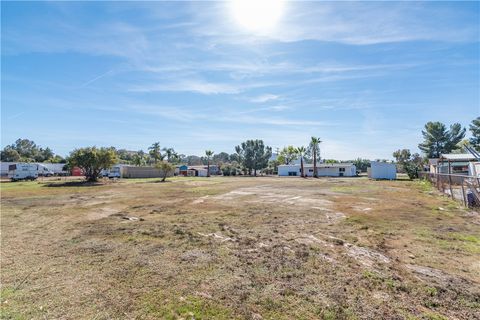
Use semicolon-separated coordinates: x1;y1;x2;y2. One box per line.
439;153;476;161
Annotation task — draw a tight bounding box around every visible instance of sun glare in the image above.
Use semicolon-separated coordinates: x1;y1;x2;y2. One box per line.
231;0;285;33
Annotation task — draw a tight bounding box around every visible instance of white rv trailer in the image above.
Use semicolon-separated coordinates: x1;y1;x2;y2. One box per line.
8;163;39;181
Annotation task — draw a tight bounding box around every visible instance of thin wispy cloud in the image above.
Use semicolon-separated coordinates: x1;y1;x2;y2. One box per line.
129;80;242;95
250;94;280;103
2;1;478;159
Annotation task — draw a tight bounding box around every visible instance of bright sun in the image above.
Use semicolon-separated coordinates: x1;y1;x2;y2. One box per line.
231;0;285;33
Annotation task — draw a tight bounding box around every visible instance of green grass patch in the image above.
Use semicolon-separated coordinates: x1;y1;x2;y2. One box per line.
415;180;434;193
186;186;225;196
141;291;236;320
0;287;27;320
0;181;43;192
320;306;358;320
331;184;379;194
415;229;480;254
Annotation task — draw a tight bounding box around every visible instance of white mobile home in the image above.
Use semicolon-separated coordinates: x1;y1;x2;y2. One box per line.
368;161;397;180
278;163;356;177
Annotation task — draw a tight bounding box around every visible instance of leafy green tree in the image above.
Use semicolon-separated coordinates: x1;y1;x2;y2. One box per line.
324;159;339;164
132;153;146;166
0;139;62;162
393;149;411;164
309;137;322;178
0;146;21;162
221;163;239;176
469;117;480;152
268;159;280;175
47;155;66;163
278;145;298;165
251;140;272;176
38;147;54;162
183;155;203;166
213;152;230;165
13;138;37;160
205;150;214;177
222;165;231;176
148;142;163;164
235;140;272;176
418;122;466;158
451;139;472;154
155;161;175;182
393;149;425;179
235;144;251;174
352;158;370;173
296;146;307;178
67;147;117;182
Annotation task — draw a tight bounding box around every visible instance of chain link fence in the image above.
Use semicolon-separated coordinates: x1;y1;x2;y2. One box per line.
419;172;480;208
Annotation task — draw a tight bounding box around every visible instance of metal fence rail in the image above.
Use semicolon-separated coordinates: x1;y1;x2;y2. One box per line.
419;172;480;208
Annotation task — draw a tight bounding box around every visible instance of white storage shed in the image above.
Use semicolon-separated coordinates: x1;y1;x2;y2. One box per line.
368;161;397;180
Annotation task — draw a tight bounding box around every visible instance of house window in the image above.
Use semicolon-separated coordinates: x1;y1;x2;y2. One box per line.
288;171;297;176
339;167;346;172
309;169;313;172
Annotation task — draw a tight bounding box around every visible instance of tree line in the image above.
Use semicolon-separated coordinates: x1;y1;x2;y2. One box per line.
2;117;478;181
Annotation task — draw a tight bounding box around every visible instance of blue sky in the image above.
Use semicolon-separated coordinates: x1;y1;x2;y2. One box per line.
1;1;479;159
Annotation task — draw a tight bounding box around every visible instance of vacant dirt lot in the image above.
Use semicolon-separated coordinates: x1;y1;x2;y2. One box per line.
1;176;479;319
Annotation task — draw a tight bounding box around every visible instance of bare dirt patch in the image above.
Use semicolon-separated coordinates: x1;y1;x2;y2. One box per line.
1;177;479;319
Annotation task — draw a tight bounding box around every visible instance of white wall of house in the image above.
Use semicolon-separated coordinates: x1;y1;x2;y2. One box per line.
197;169;208;177
278;164;356;177
278;164;301;176
368;161;396;180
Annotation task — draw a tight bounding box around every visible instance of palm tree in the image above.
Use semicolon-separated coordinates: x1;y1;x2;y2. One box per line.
296;146;307;178
309;137;322;178
162;147;178;163
205;150;214;177
148;142;163;164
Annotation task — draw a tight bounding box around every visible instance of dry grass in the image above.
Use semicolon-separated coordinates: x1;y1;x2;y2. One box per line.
1;176;479;319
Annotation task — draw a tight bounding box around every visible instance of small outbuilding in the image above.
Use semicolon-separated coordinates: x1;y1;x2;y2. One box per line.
368;161;397;180
431;153;477;175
